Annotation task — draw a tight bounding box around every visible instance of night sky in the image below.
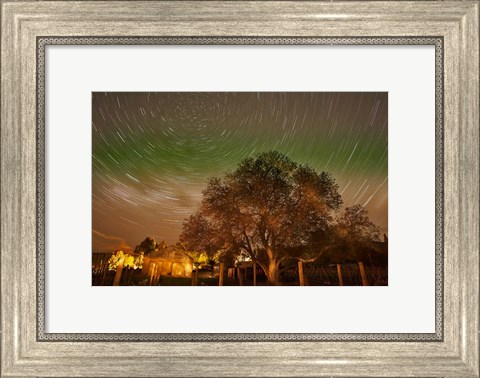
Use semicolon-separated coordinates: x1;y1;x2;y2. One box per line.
92;92;388;253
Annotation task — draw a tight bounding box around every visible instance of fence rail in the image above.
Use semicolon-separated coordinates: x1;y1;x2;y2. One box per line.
281;263;388;286
93;262;388;286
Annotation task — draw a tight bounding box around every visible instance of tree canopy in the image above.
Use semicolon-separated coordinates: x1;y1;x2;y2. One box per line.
134;236;157;255
330;204;381;264
337;204;380;243
181;151;346;285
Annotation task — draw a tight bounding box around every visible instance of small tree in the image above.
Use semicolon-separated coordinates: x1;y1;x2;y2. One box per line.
134;237;157;255
334;204;381;264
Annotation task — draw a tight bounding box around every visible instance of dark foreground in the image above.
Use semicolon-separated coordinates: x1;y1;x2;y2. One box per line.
93;264;388;286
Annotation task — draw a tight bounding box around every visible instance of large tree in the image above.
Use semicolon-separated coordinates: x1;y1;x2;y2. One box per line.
180;151;342;285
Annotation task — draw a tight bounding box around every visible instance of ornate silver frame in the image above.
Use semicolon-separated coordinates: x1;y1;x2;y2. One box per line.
2;2;478;377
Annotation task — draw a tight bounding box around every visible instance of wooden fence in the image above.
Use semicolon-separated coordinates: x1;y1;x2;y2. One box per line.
93;261;388;286
281;262;388;286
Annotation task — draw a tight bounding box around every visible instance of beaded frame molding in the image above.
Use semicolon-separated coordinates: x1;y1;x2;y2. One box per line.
36;36;444;342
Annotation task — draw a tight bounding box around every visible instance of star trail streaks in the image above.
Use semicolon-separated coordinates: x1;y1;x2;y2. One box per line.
92;92;388;252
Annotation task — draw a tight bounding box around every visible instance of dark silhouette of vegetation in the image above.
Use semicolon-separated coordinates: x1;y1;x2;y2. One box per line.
328;205;382;264
134;237;157;255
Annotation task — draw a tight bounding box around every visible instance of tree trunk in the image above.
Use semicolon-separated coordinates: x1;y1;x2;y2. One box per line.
265;246;280;285
267;259;278;285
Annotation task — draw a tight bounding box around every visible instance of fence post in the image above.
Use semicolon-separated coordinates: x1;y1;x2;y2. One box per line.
113;259;124;286
253;262;257;286
358;261;369;286
149;263;154;286
192;266;199;286
337;264;344;286
153;265;159;286
298;261;305;286
219;263;224;286
218;263;223;286
238;268;244;286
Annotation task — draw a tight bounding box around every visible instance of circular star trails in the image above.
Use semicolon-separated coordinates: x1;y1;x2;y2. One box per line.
92;92;388;252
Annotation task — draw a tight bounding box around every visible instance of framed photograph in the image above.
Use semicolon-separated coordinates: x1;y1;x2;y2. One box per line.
1;1;478;377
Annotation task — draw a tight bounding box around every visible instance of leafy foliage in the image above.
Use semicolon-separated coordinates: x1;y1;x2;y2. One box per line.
134;237;157;255
108;250;144;270
181;151;344;284
337;204;380;243
320;205;382;264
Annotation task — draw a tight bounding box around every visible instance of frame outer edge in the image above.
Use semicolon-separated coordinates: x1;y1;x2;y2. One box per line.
458;2;479;375
1;1;22;376
1;1;479;377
